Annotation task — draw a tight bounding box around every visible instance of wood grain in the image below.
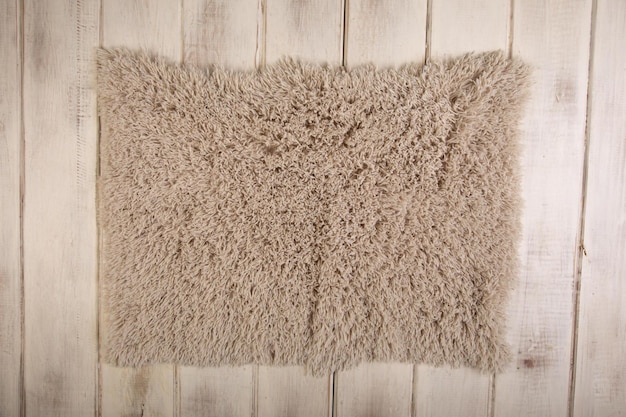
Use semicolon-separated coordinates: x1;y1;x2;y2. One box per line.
258;367;331;417
414;368;491;417
430;0;509;57
183;0;259;69
102;0;181;60
336;2;426;416
494;0;593;416
100;0;181;415
178;1;257;415
179;366;254;417
265;0;344;65
413;1;510;415
344;0;427;67
574;1;626;415
22;0;99;415
336;363;413;417
0;0;22;415
101;366;175;417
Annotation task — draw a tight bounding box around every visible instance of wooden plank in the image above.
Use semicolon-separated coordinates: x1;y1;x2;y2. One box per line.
573;1;626;415
102;0;181;60
254;1;344;416
345;0;427;67
430;0;509;57
413;1;509;416
336;364;413;417
178;1;257;415
180;367;254;417
183;0;259;69
414;367;490;417
0;0;22;416
102;366;175;417
335;2;426;416
258;367;331;417
22;0;99;415
494;0;593;416
100;1;181;415
265;0;344;65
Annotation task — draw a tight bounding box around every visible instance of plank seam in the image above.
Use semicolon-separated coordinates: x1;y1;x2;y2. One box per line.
252;365;259;417
488;372;496;417
331;372;338;417
327;372;334;417
255;0;266;69
18;0;25;415
180;0;184;64
492;3;515;414
410;367;416;417
252;0;266;413
567;0;598;416
96;0;103;415
425;0;432;62
506;0;514;59
341;0;348;66
174;1;184;414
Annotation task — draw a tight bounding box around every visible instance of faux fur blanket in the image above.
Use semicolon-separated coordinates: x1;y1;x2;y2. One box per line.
97;48;530;375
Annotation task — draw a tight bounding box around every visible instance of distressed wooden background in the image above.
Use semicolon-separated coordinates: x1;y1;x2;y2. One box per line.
1;0;625;416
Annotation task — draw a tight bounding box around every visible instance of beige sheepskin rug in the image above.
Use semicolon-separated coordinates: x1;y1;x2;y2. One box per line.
97;48;530;375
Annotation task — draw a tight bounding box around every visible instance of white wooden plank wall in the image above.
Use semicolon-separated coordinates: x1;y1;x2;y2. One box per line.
2;0;625;416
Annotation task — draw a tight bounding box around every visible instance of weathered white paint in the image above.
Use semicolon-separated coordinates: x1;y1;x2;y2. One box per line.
0;0;22;415
4;0;626;415
574;1;626;416
22;0;99;415
494;0;593;416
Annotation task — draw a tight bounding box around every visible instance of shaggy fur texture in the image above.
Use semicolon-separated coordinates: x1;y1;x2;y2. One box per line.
97;48;530;375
